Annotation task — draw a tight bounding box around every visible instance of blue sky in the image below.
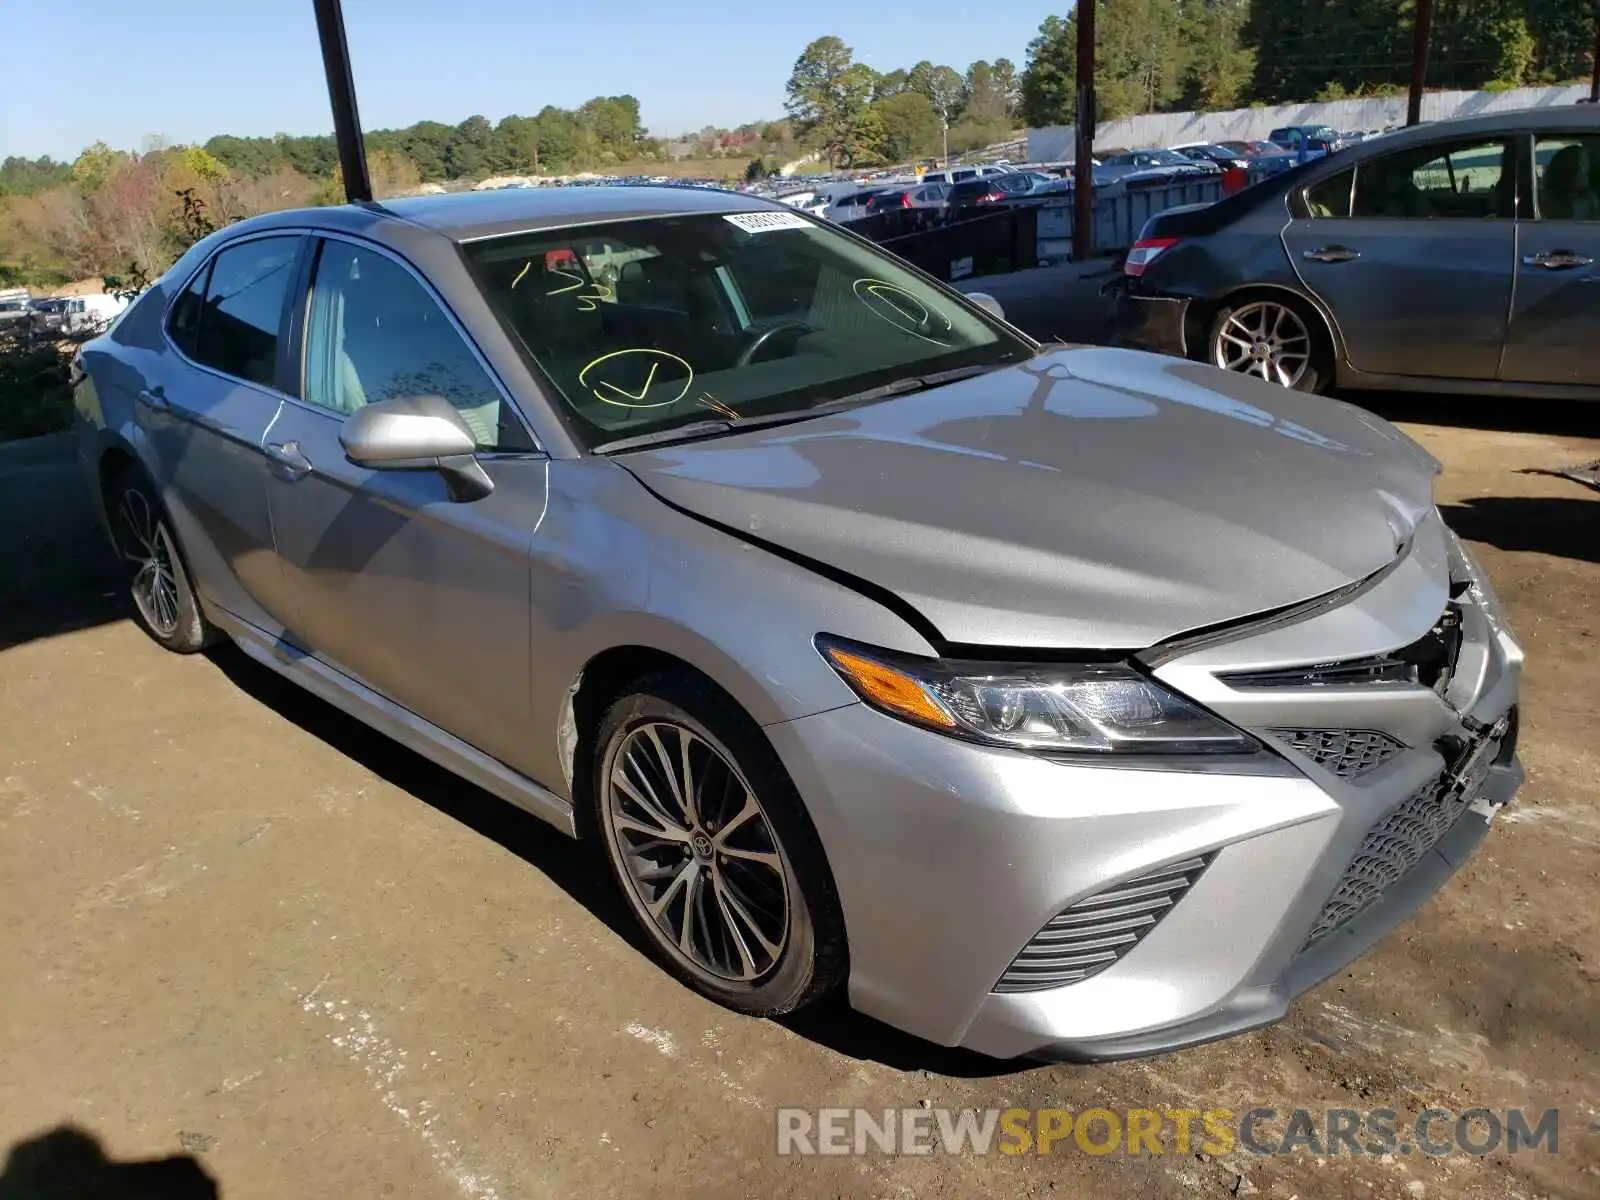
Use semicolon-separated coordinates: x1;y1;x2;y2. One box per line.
2;0;1050;161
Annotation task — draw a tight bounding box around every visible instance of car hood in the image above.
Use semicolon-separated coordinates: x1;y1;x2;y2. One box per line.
619;348;1440;650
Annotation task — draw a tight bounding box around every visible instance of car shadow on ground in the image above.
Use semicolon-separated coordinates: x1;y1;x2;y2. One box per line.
202;644;1035;1081
1340;390;1600;438
0;434;125;653
1437;495;1599;564
0;1126;217;1200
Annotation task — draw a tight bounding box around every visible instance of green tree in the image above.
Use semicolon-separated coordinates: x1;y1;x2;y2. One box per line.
1019;15;1078;128
874;68;910;99
1178;0;1256;110
784;37;877;166
870;91;943;162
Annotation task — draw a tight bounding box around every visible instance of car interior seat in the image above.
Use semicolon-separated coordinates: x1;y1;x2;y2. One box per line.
1541;144;1598;220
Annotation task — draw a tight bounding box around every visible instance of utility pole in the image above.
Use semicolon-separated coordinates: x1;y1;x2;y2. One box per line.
1591;11;1600;103
1406;0;1436;127
1071;0;1096;263
312;0;373;203
942;113;950;167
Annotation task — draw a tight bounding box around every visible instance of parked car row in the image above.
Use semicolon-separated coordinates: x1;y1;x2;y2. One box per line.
0;290;129;342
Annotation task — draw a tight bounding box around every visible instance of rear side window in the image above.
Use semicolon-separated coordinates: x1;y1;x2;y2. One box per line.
1305;169;1354;217
166;266;210;356
189;236;300;385
1352;139;1511;219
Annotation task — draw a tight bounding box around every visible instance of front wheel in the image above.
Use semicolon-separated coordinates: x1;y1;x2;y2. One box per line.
594;674;846;1016
1208;295;1330;393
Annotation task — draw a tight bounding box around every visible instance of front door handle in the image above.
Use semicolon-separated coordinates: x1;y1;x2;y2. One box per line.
1522;249;1594;270
135;385;169;413
1303;245;1360;263
265;440;312;480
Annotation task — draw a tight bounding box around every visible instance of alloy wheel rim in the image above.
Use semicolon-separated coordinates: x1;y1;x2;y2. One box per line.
119;489;181;637
605;722;790;985
1213;300;1311;387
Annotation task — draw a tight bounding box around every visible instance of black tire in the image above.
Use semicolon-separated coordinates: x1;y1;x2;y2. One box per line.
1206;292;1332;394
108;467;217;653
593;671;846;1016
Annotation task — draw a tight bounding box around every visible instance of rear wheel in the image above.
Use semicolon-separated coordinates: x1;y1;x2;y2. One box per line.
109;468;216;653
594;673;846;1016
1208;295;1330;393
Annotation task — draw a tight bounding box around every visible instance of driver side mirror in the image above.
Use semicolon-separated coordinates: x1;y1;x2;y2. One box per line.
965;292;1006;322
339;394;494;503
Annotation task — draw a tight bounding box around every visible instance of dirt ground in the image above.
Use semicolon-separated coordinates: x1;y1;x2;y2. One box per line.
0;393;1595;1200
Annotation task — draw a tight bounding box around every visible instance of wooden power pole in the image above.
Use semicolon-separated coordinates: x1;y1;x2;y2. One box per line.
1072;0;1097;263
1591;11;1600;103
1407;0;1436;127
312;0;373;203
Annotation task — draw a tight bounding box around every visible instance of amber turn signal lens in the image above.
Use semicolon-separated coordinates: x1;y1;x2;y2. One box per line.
822;646;957;729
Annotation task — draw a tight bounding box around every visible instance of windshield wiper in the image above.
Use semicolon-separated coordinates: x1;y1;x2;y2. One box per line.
592;362;1005;455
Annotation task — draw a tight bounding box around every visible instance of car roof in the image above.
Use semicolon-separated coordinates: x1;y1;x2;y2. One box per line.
1325;106;1600;156
227;184;782;245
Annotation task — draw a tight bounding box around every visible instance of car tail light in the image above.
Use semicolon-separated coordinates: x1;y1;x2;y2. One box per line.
1124;237;1180;277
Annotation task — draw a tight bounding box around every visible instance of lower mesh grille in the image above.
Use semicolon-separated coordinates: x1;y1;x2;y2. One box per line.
994;855;1212;993
1271;728;1406;778
1304;775;1473;945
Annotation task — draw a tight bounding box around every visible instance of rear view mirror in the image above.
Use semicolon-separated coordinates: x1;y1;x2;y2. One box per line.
339;395;494;502
966;292;1006;322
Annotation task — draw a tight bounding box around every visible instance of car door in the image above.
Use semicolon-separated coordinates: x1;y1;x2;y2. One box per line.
261;233;549;775
1498;132;1600;386
1280;136;1518;380
127;233;305;636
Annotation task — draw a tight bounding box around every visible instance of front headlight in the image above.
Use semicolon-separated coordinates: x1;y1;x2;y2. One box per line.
817;637;1258;755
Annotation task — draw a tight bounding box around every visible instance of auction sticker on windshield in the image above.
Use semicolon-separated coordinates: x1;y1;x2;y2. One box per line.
723;211;811;233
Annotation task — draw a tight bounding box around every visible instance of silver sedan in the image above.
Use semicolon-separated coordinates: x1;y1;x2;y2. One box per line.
72;186;1522;1059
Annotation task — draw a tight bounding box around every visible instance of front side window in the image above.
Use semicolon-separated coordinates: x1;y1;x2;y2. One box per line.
190;236;300;385
1352;139;1511;219
465;211;1031;450
1533;135;1600;219
302;239;525;450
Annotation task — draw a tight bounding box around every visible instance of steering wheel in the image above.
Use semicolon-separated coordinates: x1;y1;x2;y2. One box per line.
736;318;813;367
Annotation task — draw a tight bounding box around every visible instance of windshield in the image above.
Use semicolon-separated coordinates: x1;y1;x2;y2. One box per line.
464;210;1031;450
1144;150;1192;166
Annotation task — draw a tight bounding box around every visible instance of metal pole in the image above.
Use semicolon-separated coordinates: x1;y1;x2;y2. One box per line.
312;0;373;203
1590;12;1600;103
1072;0;1096;262
942;115;949;167
1406;0;1436;127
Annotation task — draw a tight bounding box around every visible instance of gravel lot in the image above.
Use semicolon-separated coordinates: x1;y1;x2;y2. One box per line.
1;392;1595;1200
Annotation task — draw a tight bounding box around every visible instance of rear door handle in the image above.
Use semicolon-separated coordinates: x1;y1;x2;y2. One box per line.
1522;249;1593;270
135;385;169;413
265;440;312;480
1303;245;1360;263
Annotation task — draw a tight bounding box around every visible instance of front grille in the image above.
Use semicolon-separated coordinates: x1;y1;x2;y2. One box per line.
994;855;1212;993
1270;728;1406;779
1221;604;1464;694
1304;775;1474;945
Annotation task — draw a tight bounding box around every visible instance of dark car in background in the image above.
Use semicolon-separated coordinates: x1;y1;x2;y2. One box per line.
1098;148;1221;185
1268;125;1343;159
945;177;1014;210
1172;143;1252;170
28;297;69;336
1114;108;1600;398
865;182;948;212
1217;139;1279;158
